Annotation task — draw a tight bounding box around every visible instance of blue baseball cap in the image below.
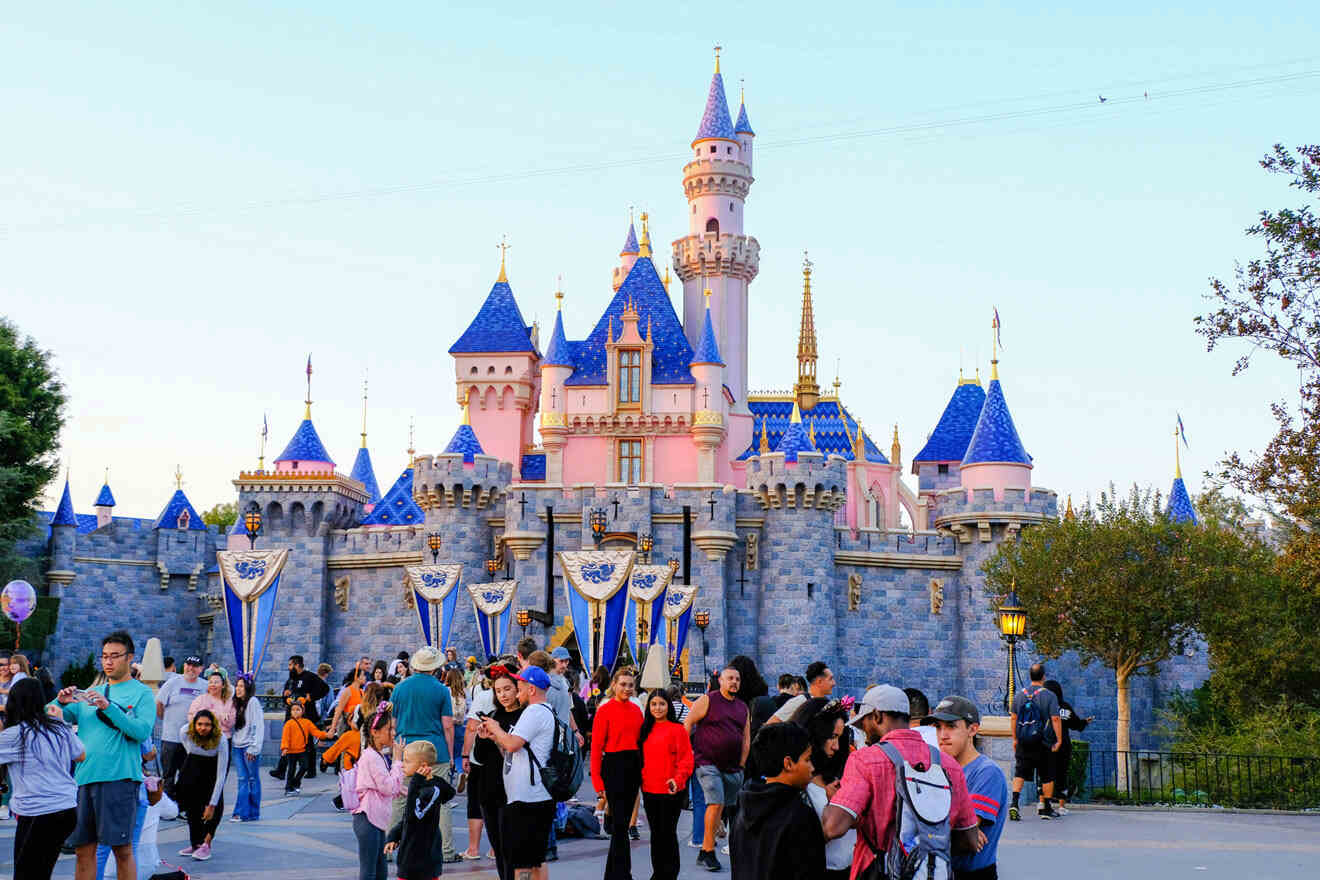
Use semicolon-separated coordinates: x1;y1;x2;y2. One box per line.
550;647;571;661
516;666;551;690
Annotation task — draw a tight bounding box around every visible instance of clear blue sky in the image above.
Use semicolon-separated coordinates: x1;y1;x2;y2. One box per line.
4;2;1314;517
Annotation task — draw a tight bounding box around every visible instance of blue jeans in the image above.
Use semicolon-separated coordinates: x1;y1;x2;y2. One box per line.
95;798;147;879
689;776;707;846
235;750;262;820
353;812;387;880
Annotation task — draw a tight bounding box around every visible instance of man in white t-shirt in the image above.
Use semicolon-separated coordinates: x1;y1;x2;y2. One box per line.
767;661;836;725
479;665;556;880
155;654;205;800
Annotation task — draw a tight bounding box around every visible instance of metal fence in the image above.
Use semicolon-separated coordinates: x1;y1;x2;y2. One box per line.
1074;748;1320;810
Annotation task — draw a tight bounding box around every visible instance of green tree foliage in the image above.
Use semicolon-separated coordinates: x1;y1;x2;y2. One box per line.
202;502;237;530
983;486;1259;767
0;317;67;584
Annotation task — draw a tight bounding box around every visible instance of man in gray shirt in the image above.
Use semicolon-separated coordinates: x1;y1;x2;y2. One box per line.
155;654;205;800
1009;662;1063;820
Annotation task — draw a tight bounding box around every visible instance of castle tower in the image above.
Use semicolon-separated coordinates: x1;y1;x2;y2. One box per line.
673;50;759;453
960;349;1032;500
443;401;486;467
794;254;820;411
1167;421;1198;524
93;472;116;529
912;371;986;496
449;247;541;478
689;288;727;482
47;477;78;595
613;217;640;292
349;378;382;511
275;359;336;474
539;287;573;484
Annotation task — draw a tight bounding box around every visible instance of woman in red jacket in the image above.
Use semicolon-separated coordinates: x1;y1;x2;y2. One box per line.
639;687;694;880
591;668;643;880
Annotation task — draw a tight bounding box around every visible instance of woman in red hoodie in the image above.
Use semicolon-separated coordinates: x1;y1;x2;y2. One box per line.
639;687;694;880
591;668;644;880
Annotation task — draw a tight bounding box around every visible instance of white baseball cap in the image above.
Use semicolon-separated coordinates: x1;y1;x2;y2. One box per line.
858;684;909;718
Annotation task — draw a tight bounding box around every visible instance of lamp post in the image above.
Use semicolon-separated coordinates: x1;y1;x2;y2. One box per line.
589;508;608;547
427;532;443;564
639;532;654;564
693;609;711;684
486;556;500;582
997;586;1027;713
243;501;262;549
516;608;531;637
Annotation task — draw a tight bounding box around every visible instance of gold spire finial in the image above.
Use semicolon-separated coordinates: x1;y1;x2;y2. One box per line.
1064;494;1076;521
832;358;841;396
758;417;769;454
790;400;802;424
704;286;712;306
104;466;109;484
854;421;865;459
714;45;722;74
891;423;901;465
497;236;510;283
360;373;369;449
638;211;652;258
794;250;820;411
740;77;745;104
407;416;416;467
807;418;816;446
990;308;1000;381
304;354;313;419
174;464;182;490
555;275;564;311
1175;421;1182;479
461;398;471;427
663;265;671;291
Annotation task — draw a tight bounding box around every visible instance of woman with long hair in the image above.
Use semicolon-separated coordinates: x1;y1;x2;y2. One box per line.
187;669;236;736
472;663;524;880
790;697;853;880
176;708;231;861
638;687;693;880
353;702;405;880
231;676;264;822
8;653;31;683
0;677;84;879
591;667;643;880
1043;679;1091;814
333;667;369;736
458;667;493;860
727;655;768;706
370;661;394;693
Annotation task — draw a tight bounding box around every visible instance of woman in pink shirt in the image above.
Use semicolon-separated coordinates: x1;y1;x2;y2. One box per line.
354;701;404;880
187;669;236;736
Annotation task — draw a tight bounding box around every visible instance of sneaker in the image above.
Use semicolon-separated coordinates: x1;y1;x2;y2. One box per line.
178;846;196;856
1055;806;1071;816
287;788;301;796
721;845;730;855
460;851;482;860
444;854;463;864
629;826;641;841
192;843;212;860
1009;805;1020;821
1039;807;1059;820
697;850;723;872
268;770;285;780
688;840;704;848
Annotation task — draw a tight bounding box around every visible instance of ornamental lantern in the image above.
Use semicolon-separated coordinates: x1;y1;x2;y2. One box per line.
243;501;262;549
427;532;443;564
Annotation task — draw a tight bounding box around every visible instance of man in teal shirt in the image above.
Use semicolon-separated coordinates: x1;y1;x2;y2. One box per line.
53;630;155;880
390;646;457;862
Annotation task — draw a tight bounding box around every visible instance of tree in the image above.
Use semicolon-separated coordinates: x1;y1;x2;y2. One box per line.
982;486;1257;785
202;502;236;530
0;317;66;584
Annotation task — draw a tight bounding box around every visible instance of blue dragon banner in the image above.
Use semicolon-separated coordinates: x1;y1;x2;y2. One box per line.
216;549;290;682
404;564;464;650
558;550;634;674
468;579;518;660
623;564;676;660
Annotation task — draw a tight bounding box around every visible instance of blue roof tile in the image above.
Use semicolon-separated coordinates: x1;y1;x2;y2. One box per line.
739;400;889;463
360;467;425;526
912;381;987;467
962;379;1031;465
94;483;116;507
51;480;78;526
275;419;335;466
520;453;547;481
734;101;754;135
1167;477;1198;524
543;310;574;367
690;304;724;366
621;222;639;255
349;447;381;504
153;489;207;531
774;416;816;463
443;424;485;464
449;280;537;355
694;72;736;143
566;257;695;387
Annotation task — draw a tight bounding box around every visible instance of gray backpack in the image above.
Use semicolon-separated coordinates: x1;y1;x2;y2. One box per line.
878;742;953;880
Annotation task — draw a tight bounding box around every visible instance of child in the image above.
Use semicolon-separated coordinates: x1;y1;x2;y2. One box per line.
280;700;330;795
729;722;826;880
354;702;405;880
385;741;456;880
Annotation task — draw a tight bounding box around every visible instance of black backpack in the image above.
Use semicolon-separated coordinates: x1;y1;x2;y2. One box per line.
526;704;586;802
1015;687;1047;747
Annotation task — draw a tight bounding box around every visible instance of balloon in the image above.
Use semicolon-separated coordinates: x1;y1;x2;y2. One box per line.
2;580;37;624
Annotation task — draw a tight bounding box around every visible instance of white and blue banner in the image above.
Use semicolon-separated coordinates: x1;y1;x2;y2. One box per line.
468;579;518;660
623;564;676;660
559;550;634;674
216;548;290;682
662;583;698;676
405;564;464;651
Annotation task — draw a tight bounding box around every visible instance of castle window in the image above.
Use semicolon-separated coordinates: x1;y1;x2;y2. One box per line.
504;365;513;374
729;202;733;211
705;218;719;235
726;147;732;154
487;366;495;375
617;350;641;406
469;366;478;375
710;145;716;154
617;439;643;484
938;464;949;475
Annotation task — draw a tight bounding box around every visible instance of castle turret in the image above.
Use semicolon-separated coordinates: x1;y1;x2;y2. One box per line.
539;288;573;483
275;359;335;474
48;478;78;593
734;82;755;172
774;402;816;464
613;218;640;292
349;378;382;511
443;401;486;467
1167;421;1198;524
959;357;1032;500
93;474;116;529
912;371;986;496
689;288;727;482
673;50;759;458
449;247;541;478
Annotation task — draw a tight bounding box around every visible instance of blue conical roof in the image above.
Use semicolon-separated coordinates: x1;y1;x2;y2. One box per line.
1167;477;1198;524
913;380;987;468
51;479;78;526
449;278;537;355
275;419;335;466
543;309;574;367
774;406;817;463
734;101;754;135
94;483;116;508
962;379;1031;465
693;72;736;144
444;424;485;464
360;467;425;526
690;303;724;366
621;222;639;255
349;447;381;504
153;489;206;531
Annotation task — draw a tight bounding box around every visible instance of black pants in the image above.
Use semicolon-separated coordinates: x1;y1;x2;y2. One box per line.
825;869;852;880
160;741;185;799
182;792;224;848
479;798;508;880
286;754;307;792
304;741;317;779
955;865;998;880
14;807;76;880
642;791;683;880
1055;741;1074;799
602;750;642;880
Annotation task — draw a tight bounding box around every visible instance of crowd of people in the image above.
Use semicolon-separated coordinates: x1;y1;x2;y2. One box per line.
0;628;1090;880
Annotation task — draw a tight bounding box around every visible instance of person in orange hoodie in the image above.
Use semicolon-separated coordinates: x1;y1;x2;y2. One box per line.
640;688;694;880
280;700;330;795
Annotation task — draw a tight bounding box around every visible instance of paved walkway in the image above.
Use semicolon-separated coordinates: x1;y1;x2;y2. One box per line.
5;771;1318;879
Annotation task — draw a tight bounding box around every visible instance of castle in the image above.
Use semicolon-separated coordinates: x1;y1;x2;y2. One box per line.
24;54;1204;746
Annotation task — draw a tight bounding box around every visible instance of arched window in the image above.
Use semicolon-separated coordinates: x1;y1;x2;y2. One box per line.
469;366;478;375
504;365;513;374
705;218;719;235
487;365;495;375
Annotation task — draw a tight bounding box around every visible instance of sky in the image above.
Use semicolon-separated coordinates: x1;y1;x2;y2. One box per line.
3;1;1315;519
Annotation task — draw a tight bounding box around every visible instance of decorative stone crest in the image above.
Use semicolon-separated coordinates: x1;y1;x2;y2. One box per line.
929;578;945;615
334;575;351;612
847;573;862;611
745;532;759;570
